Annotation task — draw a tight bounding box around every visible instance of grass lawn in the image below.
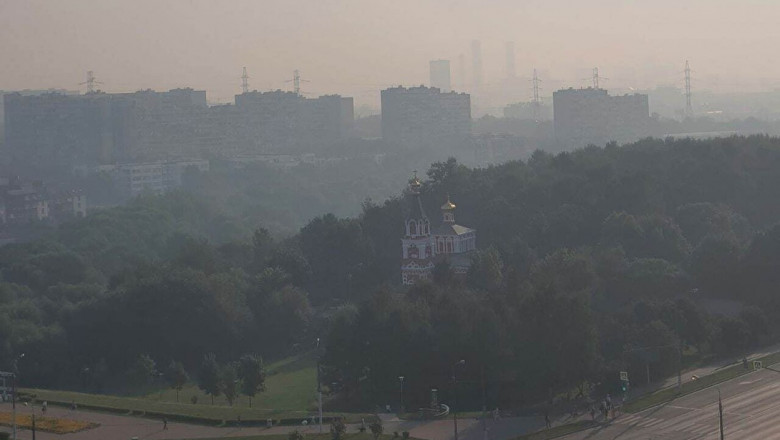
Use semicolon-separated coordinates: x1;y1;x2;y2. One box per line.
20;352;371;424
144;352;318;410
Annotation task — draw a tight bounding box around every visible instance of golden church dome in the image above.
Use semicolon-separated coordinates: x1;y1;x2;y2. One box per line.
441;195;456;210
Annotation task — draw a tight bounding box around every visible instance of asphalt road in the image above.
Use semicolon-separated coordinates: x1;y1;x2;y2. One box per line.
561;365;780;439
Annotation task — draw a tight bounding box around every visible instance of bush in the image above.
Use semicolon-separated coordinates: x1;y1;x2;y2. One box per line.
330;417;347;440
190;395;198;405
289;430;304;440
369;420;384;440
402;432;410;439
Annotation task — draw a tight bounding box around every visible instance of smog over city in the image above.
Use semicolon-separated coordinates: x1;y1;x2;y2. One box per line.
2;1;780;439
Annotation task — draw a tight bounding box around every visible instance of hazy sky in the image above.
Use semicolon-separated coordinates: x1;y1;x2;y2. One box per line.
2;0;779;108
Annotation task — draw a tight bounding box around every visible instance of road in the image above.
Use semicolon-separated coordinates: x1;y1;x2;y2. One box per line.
561;365;780;440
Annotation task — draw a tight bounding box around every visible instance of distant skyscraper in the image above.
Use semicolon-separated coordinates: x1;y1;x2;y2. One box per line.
429;60;451;92
505;41;516;79
458;54;466;90
471;40;482;89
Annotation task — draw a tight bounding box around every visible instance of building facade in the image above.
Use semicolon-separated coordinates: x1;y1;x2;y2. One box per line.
115;159;209;197
234;91;354;151
0;178;87;225
381;86;471;149
401;175;477;285
429;60;452;93
553;87;651;149
4;88;354;179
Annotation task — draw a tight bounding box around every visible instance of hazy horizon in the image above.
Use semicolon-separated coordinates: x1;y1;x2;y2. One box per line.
2;0;780;109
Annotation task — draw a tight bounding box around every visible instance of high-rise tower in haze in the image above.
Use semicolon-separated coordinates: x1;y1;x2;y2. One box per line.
458;54;466;90
429;60;452;92
505;41;516;79
471;40;482;90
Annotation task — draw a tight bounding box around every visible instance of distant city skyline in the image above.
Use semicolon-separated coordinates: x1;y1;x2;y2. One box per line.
3;0;780;109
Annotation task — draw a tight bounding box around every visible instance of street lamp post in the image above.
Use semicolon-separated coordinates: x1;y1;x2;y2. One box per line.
398;376;405;414
316;338;323;434
451;360;466;440
481;365;488;440
12;353;24;440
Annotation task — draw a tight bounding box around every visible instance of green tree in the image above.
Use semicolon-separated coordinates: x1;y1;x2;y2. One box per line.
129;353;158;389
222;362;239;406
238;354;266;407
199;353;221;405
166;360;189;403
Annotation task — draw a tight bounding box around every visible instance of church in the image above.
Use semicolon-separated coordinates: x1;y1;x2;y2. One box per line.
401;173;477;285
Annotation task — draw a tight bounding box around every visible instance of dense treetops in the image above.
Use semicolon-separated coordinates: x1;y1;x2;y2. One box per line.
2;135;780;409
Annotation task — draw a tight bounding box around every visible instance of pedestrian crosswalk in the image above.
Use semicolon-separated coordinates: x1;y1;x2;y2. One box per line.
606;379;780;439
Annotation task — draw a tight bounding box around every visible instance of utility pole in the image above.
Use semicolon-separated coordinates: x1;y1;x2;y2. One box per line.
241;67;250;94
684;60;693;117
646;362;651;385
677;343;683;392
12;372;16;440
316;338;323;433
398;376;405;414
481;365;488;440
718;388;725;440
451;360;465;440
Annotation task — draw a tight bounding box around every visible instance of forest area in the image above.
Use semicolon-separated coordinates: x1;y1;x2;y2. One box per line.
2;135;780;412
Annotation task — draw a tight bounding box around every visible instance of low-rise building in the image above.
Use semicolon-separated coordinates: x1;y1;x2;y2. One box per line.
115;159;209;197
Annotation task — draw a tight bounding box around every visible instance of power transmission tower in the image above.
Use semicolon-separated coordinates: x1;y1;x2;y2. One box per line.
684;60;693;117
593;67;600;89
531;68;542;122
241;67;250;93
79;71;102;93
285;69;310;95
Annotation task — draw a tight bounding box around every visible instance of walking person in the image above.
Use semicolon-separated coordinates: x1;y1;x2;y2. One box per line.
163;417;168;430
544;410;551;429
